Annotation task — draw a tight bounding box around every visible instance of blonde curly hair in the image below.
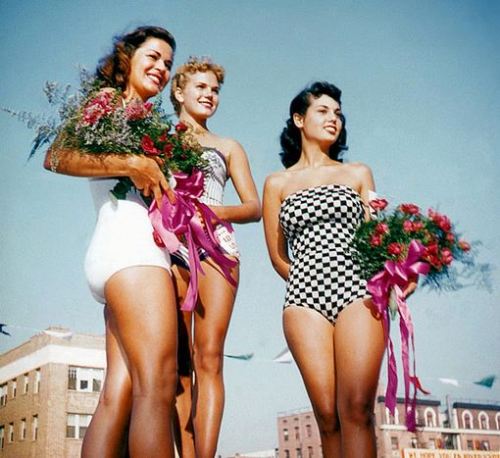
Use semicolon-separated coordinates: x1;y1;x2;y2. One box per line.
170;56;225;114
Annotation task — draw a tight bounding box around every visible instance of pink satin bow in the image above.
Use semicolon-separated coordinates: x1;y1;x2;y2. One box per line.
367;239;431;431
149;170;237;312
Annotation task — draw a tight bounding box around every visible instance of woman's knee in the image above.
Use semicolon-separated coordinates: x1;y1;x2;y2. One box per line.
100;378;133;410
192;343;223;376
132;351;178;398
312;401;340;435
338;393;376;427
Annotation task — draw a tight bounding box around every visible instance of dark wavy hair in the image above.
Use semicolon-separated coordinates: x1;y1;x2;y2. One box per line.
279;81;347;168
95;26;176;90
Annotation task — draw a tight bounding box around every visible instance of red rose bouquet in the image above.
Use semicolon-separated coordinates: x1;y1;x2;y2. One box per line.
352;198;488;431
353;198;479;293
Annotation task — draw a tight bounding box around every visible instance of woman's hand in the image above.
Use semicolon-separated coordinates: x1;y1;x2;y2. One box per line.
207;205;227;224
127;155;175;207
44;146;175;207
403;275;418;299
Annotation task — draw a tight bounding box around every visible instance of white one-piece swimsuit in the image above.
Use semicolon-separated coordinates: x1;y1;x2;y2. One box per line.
84;178;171;303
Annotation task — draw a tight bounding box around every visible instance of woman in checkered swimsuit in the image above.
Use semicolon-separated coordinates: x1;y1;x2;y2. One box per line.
263;82;416;457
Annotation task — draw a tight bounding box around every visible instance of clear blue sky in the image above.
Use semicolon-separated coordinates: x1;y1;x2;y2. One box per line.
1;1;499;455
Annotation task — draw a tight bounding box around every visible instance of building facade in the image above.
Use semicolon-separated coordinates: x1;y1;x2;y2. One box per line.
277;407;322;458
0;328;105;458
277;391;500;458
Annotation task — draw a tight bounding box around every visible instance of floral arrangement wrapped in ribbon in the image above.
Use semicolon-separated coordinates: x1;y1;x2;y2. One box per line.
6;71;237;311
352;197;488;431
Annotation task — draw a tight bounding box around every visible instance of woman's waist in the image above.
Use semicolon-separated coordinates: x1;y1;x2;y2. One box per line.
290;244;355;260
89;178;145;211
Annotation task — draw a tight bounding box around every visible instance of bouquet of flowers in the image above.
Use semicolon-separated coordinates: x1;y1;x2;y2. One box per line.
353;198;479;298
352;197;489;431
20;71;206;199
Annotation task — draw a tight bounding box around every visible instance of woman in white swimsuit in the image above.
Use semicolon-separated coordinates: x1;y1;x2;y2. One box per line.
169;57;261;458
45;26;179;458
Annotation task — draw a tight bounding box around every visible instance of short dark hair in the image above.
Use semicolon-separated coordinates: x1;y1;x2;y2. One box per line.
95;26;176;90
280;81;347;168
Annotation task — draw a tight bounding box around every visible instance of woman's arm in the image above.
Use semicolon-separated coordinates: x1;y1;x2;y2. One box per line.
208;139;261;223
44;145;173;205
351;162;376;221
354;162;418;297
262;174;290;281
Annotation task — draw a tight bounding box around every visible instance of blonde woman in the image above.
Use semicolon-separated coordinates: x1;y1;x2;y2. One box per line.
170;57;261;457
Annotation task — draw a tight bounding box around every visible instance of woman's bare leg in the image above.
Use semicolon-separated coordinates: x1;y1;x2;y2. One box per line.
335;298;385;458
192;261;239;458
105;266;178;458
172;264;195;458
81;306;132;458
283;307;341;456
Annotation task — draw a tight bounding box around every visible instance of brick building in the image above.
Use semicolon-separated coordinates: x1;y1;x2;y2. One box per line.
276;407;321;458
277;390;500;458
0;328;105;457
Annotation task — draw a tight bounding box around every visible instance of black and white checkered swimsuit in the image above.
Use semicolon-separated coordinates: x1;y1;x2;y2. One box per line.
279;183;369;324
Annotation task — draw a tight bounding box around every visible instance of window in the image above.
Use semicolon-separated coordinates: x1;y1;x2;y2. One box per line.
391;437;399;450
283;427;289;441
478;412;489;430
32;415;38;441
466;440;473;450
296;448;302;458
385;406;399;425
425;408;436;427
8;423;14;443
34;369;41;393
66;414;92;439
0;425;4;449
20;419;26;440
480;440;490;451
496;412;500;430
385;407;392;424
307;446;313;458
68;367;104;392
284;450;290;458
11;380;17;398
295;426;300;440
306;423;312;438
0;384;7;406
462;411;473;429
410;437;418;448
428;437;436;449
23;374;29;394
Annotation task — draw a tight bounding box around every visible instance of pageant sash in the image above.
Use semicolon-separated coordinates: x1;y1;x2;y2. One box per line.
149;170;237;311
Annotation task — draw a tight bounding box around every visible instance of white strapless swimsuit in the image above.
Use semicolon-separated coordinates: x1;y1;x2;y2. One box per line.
84;178;171;303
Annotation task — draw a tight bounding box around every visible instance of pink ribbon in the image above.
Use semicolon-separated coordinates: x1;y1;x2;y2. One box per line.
367;239;431;431
149;170;237;312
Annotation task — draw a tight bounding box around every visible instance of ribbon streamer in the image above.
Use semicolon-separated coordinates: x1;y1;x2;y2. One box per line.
149;170;237;311
367;239;430;431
